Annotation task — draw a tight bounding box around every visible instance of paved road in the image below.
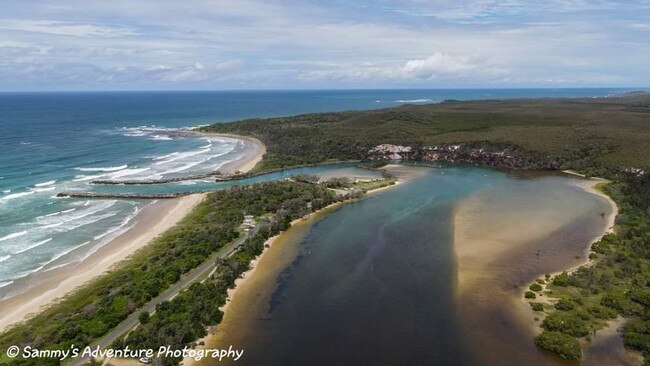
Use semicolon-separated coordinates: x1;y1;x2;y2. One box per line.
70;235;248;366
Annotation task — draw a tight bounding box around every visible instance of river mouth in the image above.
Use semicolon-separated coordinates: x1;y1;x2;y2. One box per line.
191;165;616;366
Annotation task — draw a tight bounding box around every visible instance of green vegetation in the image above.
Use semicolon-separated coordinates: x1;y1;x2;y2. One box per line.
534;331;582;360
525;291;536;299
138;311;150;325
541;311;591;337
624;320;650;356
0;181;339;366
122;182;345;365
200;94;650;170
537;172;650;362
531;303;545;312
554;299;575;311
350;178;397;192
529;283;543;292
292;174;396;192
323;177;353;189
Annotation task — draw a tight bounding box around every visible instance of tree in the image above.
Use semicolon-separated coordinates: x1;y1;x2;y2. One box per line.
534;331;581;360
139;311;150;325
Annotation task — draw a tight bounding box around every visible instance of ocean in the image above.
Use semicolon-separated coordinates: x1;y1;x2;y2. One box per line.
0;88;631;295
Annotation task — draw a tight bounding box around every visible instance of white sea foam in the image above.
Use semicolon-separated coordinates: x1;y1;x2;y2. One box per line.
153;148;207;165
75;165;128;172
157;159;206;175
40;222;63;229
0;231;28;243
1;191;35;201
153;152;180;161
42;263;71;272
108;167;150;179
16;265;44;279
150;135;173;141
34;180;56;187
92;206;140;242
41;208;76;218
73;174;103;182
124;132;146;137
41;241;90;267
0;255;10;263
120;126;178;139
0;281;14;289
395;99;432;103
2;190;10;194
13;238;52;254
82;223;137;262
94;130;241;182
62;212;119;233
35;201;116;228
92;219;126;240
31;186;56;193
73;167;148;182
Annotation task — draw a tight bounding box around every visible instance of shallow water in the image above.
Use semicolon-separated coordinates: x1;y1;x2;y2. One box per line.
196;166;613;366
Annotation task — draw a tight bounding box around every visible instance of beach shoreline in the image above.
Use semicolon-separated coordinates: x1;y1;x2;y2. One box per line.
0;134;265;333
524;179;639;365
197;133;266;174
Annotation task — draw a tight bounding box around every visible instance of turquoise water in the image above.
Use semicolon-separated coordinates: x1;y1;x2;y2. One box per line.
0;89;628;295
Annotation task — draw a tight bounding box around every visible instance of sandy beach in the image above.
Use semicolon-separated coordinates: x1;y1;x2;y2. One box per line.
0;134;265;333
198;133;266;174
453;176;626;365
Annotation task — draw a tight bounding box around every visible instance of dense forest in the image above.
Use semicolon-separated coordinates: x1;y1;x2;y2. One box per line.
200;93;650;171
0;181;339;366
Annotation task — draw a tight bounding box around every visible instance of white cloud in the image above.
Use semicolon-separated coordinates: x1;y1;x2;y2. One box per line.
0;20;136;38
299;53;504;84
400;53;479;78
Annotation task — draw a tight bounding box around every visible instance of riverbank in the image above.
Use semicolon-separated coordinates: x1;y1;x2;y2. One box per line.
531;179;640;365
183;171;408;366
182;214;314;366
0;134;266;333
453;176;621;365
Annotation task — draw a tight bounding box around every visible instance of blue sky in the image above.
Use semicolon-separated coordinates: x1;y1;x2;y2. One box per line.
1;0;649;91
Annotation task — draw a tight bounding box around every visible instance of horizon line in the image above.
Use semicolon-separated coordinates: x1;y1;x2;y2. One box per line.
0;86;647;94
